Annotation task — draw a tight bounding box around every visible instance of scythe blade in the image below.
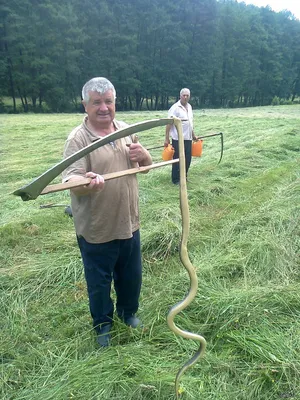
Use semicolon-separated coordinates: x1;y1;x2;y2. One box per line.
13;118;174;201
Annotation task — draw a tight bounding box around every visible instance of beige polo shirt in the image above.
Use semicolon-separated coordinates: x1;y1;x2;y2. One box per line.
62;117;139;244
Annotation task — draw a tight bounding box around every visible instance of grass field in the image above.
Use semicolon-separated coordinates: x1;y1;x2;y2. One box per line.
0;105;299;399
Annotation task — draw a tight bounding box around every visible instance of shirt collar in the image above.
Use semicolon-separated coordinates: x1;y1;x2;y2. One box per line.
83;116;121;142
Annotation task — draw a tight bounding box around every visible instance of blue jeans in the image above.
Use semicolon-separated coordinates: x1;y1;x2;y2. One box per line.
171;139;192;184
77;230;142;333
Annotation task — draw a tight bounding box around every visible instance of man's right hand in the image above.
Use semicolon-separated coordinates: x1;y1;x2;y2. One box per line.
85;172;105;192
164;140;170;147
69;172;105;196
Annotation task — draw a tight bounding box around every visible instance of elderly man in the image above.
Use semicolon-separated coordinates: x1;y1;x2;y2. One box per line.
164;88;197;184
62;77;152;347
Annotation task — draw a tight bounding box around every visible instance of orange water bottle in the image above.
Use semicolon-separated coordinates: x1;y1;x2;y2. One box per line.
162;144;175;161
192;140;203;157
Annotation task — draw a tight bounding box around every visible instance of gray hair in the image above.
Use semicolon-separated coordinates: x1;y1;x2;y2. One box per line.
82;77;116;103
180;88;190;96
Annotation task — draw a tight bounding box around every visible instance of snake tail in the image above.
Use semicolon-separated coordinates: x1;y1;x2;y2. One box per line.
175;341;206;397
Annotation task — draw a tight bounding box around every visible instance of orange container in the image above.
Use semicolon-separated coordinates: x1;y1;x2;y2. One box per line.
162;144;175;161
192;140;203;157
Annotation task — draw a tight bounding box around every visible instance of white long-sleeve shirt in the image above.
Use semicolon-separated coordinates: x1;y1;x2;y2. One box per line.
167;100;194;140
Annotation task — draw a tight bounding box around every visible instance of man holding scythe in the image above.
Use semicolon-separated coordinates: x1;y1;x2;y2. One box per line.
12;79;207;393
62;77;152;347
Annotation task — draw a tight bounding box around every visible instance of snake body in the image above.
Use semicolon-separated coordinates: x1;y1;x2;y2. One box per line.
167;118;207;398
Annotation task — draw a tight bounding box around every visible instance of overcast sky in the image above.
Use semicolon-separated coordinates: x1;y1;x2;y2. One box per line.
236;0;300;19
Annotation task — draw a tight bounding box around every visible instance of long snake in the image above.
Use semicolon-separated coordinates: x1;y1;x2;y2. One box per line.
167;118;207;398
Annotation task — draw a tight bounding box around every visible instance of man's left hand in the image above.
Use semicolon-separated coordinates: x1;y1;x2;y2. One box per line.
129;143;148;163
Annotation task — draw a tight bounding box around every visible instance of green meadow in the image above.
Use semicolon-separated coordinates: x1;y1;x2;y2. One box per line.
0;106;299;399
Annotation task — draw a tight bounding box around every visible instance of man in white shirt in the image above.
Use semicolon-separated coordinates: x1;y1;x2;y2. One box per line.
164;88;197;184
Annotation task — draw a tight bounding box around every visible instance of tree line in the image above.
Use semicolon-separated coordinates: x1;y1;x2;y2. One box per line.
1;0;300;113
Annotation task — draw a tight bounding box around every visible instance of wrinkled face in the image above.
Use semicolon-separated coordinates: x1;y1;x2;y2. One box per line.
83;90;115;128
180;91;190;106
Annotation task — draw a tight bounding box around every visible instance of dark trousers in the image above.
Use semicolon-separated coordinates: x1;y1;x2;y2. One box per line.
77;230;142;333
171;139;192;184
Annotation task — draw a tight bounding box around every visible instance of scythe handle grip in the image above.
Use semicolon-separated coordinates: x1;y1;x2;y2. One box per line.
40;159;179;196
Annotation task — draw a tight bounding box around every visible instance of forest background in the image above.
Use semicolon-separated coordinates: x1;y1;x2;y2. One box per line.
1;0;300;114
